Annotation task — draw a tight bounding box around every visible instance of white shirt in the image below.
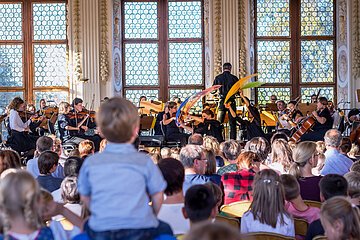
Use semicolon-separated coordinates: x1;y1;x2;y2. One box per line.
157;203;190;235
9;109;31;132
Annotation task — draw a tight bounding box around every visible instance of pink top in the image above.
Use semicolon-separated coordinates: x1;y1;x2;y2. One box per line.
285;202;320;223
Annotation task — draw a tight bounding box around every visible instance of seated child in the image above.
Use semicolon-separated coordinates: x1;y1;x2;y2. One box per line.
241;169;295;237
281;174;320;223
78;97;172;239
344;171;360;207
37;151;63;192
184;221;242;240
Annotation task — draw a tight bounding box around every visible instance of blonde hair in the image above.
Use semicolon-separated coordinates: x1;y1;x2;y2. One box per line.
99;139;107;152
316;141;326;153
321;196;360;239
0;170;42;234
203;136;220;155
7;97;24;110
270;139;293;172
96;97;139;143
344;172;360;199
289;141;317;178
236;151;260;169
250;169;288;228
78;140;95;157
244;137;270;162
161;147;172;159
58;101;70;114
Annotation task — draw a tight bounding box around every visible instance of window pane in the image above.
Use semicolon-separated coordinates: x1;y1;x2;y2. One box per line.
257;87;291;105
301;40;333;83
257;41;290;83
0;4;22;40
168;1;202;39
301;87;334;103
125;89;159;106
301;0;333;36
124;2;158;39
0;45;23;87
169;89;202;111
256;0;289;37
169;43;202;85
125;43;158;86
33;3;66;40
34;44;67;87
33;91;68;109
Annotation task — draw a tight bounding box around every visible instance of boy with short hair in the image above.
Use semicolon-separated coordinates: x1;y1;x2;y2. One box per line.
78;97;171;239
37;151;63;192
281;174;320;223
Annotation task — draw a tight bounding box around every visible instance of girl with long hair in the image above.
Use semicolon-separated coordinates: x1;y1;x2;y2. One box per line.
269;139;293;174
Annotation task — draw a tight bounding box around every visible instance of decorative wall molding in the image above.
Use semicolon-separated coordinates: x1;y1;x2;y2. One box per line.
100;0;109;83
238;0;246;78
353;0;360;78
213;0;222;76
204;0;211;87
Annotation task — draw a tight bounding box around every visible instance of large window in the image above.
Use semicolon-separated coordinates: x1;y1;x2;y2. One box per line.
255;0;336;105
121;0;204;104
0;0;68;114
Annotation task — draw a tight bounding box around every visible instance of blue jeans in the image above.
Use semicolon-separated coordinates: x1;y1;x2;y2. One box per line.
84;220;173;240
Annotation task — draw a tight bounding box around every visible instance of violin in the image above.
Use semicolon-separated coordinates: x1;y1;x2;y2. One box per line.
66;110;96;120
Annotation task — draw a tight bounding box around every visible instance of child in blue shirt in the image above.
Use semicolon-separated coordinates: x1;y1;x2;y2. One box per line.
78;97;171;239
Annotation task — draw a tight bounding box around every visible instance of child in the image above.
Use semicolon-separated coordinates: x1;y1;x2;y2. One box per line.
281;174;320;223
0;170;54;239
184;221;242;240
344;171;360;207
320;196;360;240
37;151;63;192
78;97;171;239
241;169;295;237
78;139;95;160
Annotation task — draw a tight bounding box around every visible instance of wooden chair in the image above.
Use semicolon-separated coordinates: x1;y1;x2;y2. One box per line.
303;200;321;209
242;232;294;240
294;218;308;237
220;200;251;218
215;215;240;230
312;235;327;240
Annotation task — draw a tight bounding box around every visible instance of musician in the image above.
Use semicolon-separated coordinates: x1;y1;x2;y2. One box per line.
7;97;42;153
189;109;224;143
26;104;46;136
39;98;47;110
300;97;333;141
310;94;318;103
162;101;190;146
213;62;239;140
281;101;304;127
225;90;265;140
69;98;102;151
270;95;277;104
276;100;292;135
154;102;169;135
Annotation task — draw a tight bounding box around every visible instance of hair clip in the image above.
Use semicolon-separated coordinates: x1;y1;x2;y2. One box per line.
263;179;279;185
263;179;271;184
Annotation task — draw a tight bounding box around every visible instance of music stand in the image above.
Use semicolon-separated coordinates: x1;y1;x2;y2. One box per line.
298;103;317;116
265;103;278;112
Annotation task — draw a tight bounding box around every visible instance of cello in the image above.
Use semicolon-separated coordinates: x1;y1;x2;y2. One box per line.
289;116;316;143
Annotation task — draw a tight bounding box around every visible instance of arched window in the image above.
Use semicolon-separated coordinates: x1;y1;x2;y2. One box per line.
254;0;336;104
121;0;204;104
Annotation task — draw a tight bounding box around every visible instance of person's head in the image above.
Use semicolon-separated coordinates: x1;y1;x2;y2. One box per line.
319;174;348;201
96;97;139;143
39;99;46;109
270;132;289;144
202;136;220;155
201;109;214;120
324;129;342;149
270;139;293;172
61;176;80;204
316;141;326;153
64;156;83;177
36;136;54;153
188;133;203;145
236;151;260;170
72;98;84;112
139;96;147;102
0;150;21;174
311;94;317;103
250;169;287;228
244;137;270;163
180;145;207;175
27;104;36;113
68;149;80;158
276;100;286;111
160;147;172;159
289;141;318;178
167;101;178;114
58;101;71;114
280;174;300;201
223;62;232;72
8;97;25;111
344;172;360;200
184;221;242;240
99;139;107;152
270;95;277;104
317;96;328;110
204;149;217;175
339;137;352;154
38;151;59;175
220;140;242;162
287;101;297;111
78;140;95;158
183;185;217;224
0;170;42;232
158;158;185;196
204;182;223;212
320;196;360;240
351;161;360;173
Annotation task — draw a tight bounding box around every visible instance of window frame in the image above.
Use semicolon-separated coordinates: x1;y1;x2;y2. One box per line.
121;0;205;102
253;0;337;103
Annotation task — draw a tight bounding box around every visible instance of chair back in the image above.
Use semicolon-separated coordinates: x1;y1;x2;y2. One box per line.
294;218;308;237
242;232;294;240
220;200;251;217
303;200;321;209
215;215;240;230
312;236;327;240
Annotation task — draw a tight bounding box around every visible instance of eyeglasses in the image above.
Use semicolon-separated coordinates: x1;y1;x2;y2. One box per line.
197;158;208;162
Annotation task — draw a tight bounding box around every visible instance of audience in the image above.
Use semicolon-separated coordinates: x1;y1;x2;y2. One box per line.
161;147;172;159
344;171;360;207
217;140;242;175
204;149;221;186
244;137;271;170
289;141;322;202
321;129;353;175
37;151;63;192
350;160;360;172
203;136;224;167
188;133;203;145
268;139;293;174
0;149;21;174
157;158;190;235
184;221;242;240
78;139;95;160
